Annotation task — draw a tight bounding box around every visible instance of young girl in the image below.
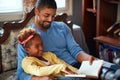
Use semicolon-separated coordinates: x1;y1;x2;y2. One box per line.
17;28;78;78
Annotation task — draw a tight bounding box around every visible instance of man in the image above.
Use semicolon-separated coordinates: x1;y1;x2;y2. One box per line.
17;0;96;80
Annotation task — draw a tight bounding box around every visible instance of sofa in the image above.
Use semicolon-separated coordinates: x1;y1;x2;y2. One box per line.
0;8;89;80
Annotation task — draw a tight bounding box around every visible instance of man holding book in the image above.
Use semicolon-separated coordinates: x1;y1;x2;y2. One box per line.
16;0;96;80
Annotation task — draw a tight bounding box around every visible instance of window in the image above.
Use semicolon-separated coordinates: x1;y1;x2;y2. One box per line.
0;0;72;21
55;0;72;16
0;0;23;13
0;0;23;21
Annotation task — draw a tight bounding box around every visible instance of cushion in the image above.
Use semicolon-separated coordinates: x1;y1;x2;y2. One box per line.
1;17;35;71
0;69;16;80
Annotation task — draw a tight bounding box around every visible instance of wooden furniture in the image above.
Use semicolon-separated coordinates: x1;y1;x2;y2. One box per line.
94;0;120;63
0;7;90;79
82;0;97;56
82;0;119;58
0;8;73;44
0;8;73;73
0;7;90;77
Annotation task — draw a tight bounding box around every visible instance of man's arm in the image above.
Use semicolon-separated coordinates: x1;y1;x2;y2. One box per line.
16;44;32;80
63;23;96;64
77;52;96;64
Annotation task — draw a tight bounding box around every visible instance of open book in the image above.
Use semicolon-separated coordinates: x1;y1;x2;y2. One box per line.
65;60;104;79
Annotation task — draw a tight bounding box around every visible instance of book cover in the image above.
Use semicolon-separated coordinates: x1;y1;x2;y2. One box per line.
65;60;104;79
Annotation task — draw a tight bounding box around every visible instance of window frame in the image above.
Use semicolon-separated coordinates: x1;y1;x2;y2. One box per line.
0;0;72;22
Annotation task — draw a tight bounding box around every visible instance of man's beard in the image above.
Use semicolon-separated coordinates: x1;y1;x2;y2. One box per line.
37;16;51;30
40;21;51;30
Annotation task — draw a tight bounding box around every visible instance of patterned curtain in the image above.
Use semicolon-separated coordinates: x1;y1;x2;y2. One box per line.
23;0;37;15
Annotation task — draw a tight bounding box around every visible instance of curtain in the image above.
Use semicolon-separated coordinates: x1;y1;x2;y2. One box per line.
23;0;37;14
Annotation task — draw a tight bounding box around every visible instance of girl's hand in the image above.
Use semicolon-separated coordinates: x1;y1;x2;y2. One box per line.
63;67;76;74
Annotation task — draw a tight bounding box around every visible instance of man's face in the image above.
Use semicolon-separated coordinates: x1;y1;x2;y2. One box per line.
36;8;56;30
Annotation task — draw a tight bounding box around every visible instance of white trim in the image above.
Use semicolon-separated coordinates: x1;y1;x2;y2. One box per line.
56;0;73;16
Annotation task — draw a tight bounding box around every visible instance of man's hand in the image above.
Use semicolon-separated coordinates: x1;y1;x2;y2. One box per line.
89;56;96;65
31;76;56;80
77;52;96;64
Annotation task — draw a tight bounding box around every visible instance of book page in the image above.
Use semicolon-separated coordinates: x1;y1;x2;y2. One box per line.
65;60;103;78
65;74;86;78
78;60;104;78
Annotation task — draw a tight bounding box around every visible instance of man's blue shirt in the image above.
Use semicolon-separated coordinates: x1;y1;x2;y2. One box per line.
16;21;83;80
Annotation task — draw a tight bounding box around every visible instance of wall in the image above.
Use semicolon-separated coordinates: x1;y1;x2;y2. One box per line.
68;0;82;26
117;4;120;20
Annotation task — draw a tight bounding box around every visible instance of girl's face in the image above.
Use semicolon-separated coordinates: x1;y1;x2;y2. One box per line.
25;35;44;58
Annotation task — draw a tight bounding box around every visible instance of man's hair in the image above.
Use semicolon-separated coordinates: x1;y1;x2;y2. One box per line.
35;0;57;10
